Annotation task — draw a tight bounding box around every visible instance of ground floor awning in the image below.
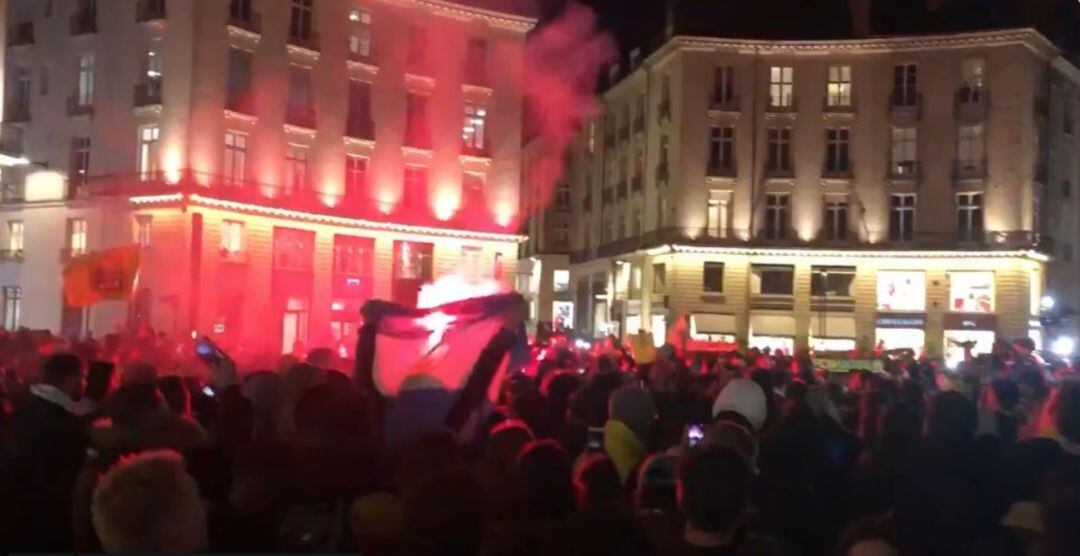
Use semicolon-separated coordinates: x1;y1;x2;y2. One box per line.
691;313;738;336
810;314;857;338
750;314;796;337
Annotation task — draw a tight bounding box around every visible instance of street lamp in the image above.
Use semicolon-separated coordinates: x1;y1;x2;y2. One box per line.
1041;295;1056;312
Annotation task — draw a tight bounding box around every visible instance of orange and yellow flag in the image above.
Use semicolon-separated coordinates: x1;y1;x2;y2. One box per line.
62;245;141;307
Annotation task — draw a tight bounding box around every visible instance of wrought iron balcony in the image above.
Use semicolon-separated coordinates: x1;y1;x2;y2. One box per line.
709;95;740;112
888;161;920;182
225;91;255;115
765;96;797;114
823;95;856;114
707;163;736;179
285;106;317;130
227;10;261;34
956;87;988;121
67;95;93;117
133;81;163;107
287;30;320;53
952;158;988;182
890;91;922;120
345;118;374;141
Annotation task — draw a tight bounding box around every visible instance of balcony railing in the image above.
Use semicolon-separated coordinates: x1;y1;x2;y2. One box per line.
69;10;97;35
285;106;316;129
79;171;513;234
225;91;255;115
0;124;25;159
135;0;167;22
345;118;374;141
707;163;736;179
888;161;920;182
890;91;922;120
287;31;320;53
587;227;1052;259
227;11;261;34
956;87;988;121
765;165;794;179
766;97;797;114
7;22;34;46
0;249;23;262
822;164;853;180
133;81;163;107
953;158;988;181
67;95;93;116
709;95;740;112
4;103;29;124
823;96;856;114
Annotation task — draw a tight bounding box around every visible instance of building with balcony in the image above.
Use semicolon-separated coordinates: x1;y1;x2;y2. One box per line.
566;24;1078;361
0;0;534;350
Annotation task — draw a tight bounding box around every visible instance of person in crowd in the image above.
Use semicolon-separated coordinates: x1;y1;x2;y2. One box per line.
712;378;768;433
605;384;656;484
671;446;779;555
90;449;207;553
835;517;902;556
9;352;89;551
403;470;486;556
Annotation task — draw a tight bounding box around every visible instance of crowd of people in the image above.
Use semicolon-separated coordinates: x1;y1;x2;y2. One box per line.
0;320;1078;555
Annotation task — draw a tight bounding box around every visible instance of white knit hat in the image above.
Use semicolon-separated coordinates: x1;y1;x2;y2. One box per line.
712;378;768;431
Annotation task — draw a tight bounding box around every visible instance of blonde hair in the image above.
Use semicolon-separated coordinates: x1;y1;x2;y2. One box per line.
91;449;207;553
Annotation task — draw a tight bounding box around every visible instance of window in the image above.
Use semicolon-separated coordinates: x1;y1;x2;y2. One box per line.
7;221;23;252
2;287;20;330
827;65;852;107
230;0;252;20
889;193;916;242
823;197;848;240
346;80;373;139
713;66;735;104
68;218;87;255
285;145;309;194
146;39;163;83
348;8;373;59
769;66;793;108
289;0;313;40
138;125;160;180
466;39;488;85
767;128;792;172
273;227;314;271
462;104;487;153
949;271;994;313
706;190;729;238
221;220;244;254
825;128;851;173
764;194;789;240
405;93;431;148
892;63;917;106
703;262;724;293
555;222;570;246
751;265;794;295
288;66;313;121
876;270;926;312
135;215;152;247
13;67;30;110
956;192;984;241
226;48;253;111
70;137;91;188
392;240;433;306
463;172;484;208
957;124;984;170
223;131;247;186
345;155;368;199
406;26;428;74
553;270;570;293
1063;180;1072;199
960;58;985;101
555;183;571;209
77;52;94;106
811;266;855;297
333;235;373;276
403;165;427;209
709;126;734;173
653;263;666;293
890;127;917;176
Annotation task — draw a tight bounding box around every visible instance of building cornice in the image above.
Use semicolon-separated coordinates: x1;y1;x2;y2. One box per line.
384;0;536;32
655;244;1049;263
668;28;1059;58
129;193;526;243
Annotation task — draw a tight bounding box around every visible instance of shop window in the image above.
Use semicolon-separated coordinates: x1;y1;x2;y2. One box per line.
703;262;724;293
751;265;794;296
949;271;994;313
553;270;570;293
876;270;925;312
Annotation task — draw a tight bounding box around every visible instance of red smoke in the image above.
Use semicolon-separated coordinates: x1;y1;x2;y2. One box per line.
523;3;615;212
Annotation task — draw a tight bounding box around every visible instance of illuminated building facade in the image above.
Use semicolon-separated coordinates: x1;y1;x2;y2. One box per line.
566;28;1079;359
0;0;534;351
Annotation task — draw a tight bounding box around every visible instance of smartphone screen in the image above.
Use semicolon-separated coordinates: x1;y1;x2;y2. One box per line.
85;361;115;402
194;336;224;366
586;427;605;452
686;423;705;447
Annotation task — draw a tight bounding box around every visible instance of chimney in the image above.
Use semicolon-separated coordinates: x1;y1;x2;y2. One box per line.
850;0;872;38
